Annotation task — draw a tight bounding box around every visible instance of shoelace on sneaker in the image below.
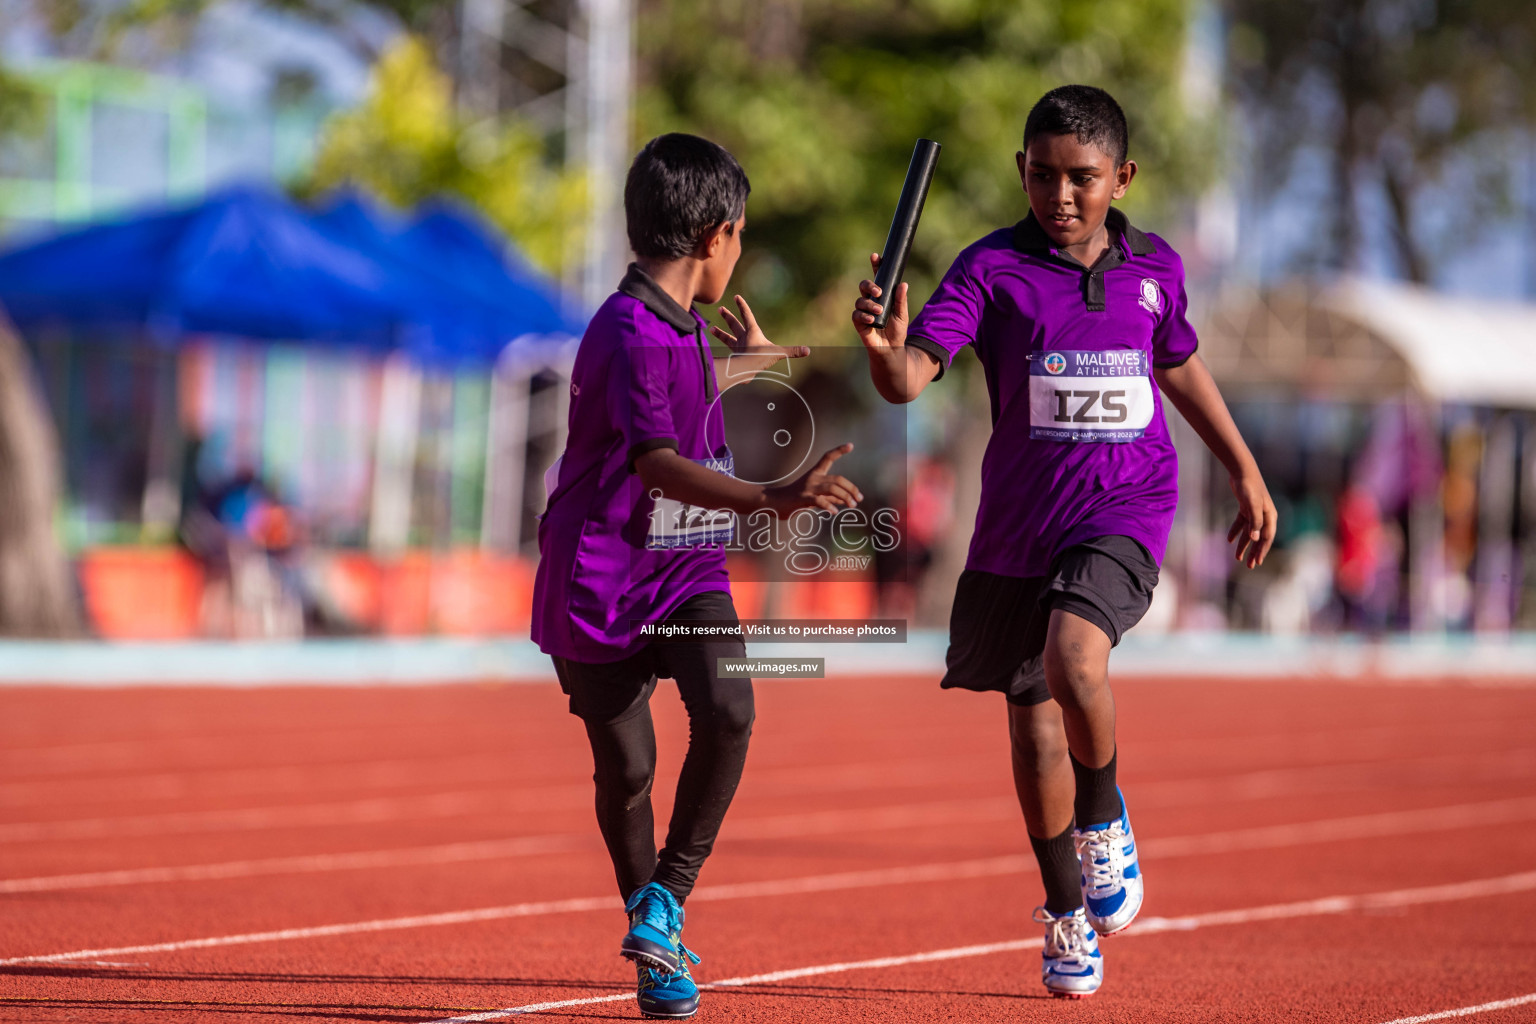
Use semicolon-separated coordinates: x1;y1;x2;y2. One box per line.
635;888;702;972
1032;907;1092;963
660;891;701;968
1074;824;1128;896
631;888;672;934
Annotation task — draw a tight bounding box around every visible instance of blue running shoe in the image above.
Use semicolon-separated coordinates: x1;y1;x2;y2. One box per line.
622;883;687;972
1033;906;1102;998
636;954;701;1020
1073;787;1143;935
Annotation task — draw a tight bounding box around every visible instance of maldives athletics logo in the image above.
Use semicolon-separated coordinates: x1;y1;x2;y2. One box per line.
1042;352;1067;375
1139;278;1162;314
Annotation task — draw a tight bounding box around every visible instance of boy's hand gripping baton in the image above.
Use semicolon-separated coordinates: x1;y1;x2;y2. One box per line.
871;138;941;329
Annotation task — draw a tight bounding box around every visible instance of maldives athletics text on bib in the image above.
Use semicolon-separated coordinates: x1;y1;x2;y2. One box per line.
1028;349;1155;443
644;452;737;549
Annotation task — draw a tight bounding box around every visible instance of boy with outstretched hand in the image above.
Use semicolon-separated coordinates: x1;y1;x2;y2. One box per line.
852;86;1275;998
534;133;860;1020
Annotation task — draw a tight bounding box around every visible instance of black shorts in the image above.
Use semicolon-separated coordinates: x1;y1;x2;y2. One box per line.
552;590;747;724
940;536;1159;707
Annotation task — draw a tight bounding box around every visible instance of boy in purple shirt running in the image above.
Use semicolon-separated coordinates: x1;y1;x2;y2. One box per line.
853;86;1276;998
535;133;860;1019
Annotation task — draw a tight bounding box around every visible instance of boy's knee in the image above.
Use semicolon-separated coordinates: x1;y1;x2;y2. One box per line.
1044;638;1108;708
1048;637;1098;679
686;677;755;742
709;698;755;742
1010;702;1068;770
1044;620;1105;709
597;755;656;805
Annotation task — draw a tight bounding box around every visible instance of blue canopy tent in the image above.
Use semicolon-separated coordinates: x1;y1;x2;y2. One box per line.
312;191;583;368
0;185;584;365
0;186;586;552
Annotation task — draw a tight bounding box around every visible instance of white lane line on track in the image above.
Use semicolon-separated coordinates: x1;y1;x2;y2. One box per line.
1377;993;1536;1023
0;753;530;808
0;855;1030;965
1142;795;1536;857
10;794;1536;895
9;741;1533;847
10;799;1536;966
0;754;981;833
0;836;593;893
427;939;1045;1022
0;799;1008;893
0;790;572;844
0;798;1013;893
421;869;1536;1022
0;893;623;966
0;728;508;779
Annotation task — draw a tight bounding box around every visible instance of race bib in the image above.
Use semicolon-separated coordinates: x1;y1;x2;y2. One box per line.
645;452;737;549
1028;349;1154;443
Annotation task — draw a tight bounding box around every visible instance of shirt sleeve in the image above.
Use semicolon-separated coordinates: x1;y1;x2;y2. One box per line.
1151;254;1199;369
906;251;986;382
608;328;679;471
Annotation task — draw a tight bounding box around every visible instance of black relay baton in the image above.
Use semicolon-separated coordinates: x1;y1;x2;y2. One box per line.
871;138;941;329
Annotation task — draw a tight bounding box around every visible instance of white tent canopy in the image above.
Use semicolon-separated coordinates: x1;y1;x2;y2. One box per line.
1199;277;1536;409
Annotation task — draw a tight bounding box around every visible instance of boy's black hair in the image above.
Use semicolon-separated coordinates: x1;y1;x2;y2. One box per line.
1023;85;1129;166
625;133;751;260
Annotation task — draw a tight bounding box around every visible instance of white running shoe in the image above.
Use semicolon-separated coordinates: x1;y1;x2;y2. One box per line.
1073;787;1144;935
1034;905;1103;998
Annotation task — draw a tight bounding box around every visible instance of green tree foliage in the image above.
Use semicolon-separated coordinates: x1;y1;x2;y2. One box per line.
296;35;586;277
0;66;43;138
636;0;1214;342
1226;0;1536;283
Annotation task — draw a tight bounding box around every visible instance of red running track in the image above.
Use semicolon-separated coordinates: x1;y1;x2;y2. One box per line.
2;674;1536;1022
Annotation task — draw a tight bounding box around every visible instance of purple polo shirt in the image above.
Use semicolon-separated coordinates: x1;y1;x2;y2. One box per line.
907;208;1198;578
532;265;731;662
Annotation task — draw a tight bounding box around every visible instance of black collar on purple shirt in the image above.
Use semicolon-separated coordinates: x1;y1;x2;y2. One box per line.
1012;208;1156;312
618;263;699;335
617;262;717;402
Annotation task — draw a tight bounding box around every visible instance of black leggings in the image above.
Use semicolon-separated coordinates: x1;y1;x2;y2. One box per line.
552;591;754;903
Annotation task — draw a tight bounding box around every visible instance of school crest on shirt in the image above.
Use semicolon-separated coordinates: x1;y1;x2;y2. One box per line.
1138;278;1162;314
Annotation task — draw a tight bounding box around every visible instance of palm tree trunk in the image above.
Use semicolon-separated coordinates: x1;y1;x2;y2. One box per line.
0;313;81;636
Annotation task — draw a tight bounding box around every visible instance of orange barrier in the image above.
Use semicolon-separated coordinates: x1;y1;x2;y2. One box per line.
78;547;204;640
323;551;385;629
77;548;878;640
78;546;541;640
373;551;537;637
724;557;766;619
770;576;878;620
429;551;536;636
378;552;433;636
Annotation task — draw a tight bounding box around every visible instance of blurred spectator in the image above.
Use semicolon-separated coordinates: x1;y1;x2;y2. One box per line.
876;456;954;619
1260;534;1335;635
1335;487;1384;618
1442;423;1482;628
179;433;305;639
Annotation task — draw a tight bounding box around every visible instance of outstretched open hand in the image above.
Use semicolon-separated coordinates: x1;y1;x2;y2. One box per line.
710;294;808;386
769;443;862;514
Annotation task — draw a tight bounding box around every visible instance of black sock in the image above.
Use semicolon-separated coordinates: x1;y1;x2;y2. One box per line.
1071;749;1121;827
1030;824;1082;915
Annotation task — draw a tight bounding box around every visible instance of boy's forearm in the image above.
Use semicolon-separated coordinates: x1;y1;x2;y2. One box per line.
1154;355;1259;479
867;346;937;404
634;449;773;515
